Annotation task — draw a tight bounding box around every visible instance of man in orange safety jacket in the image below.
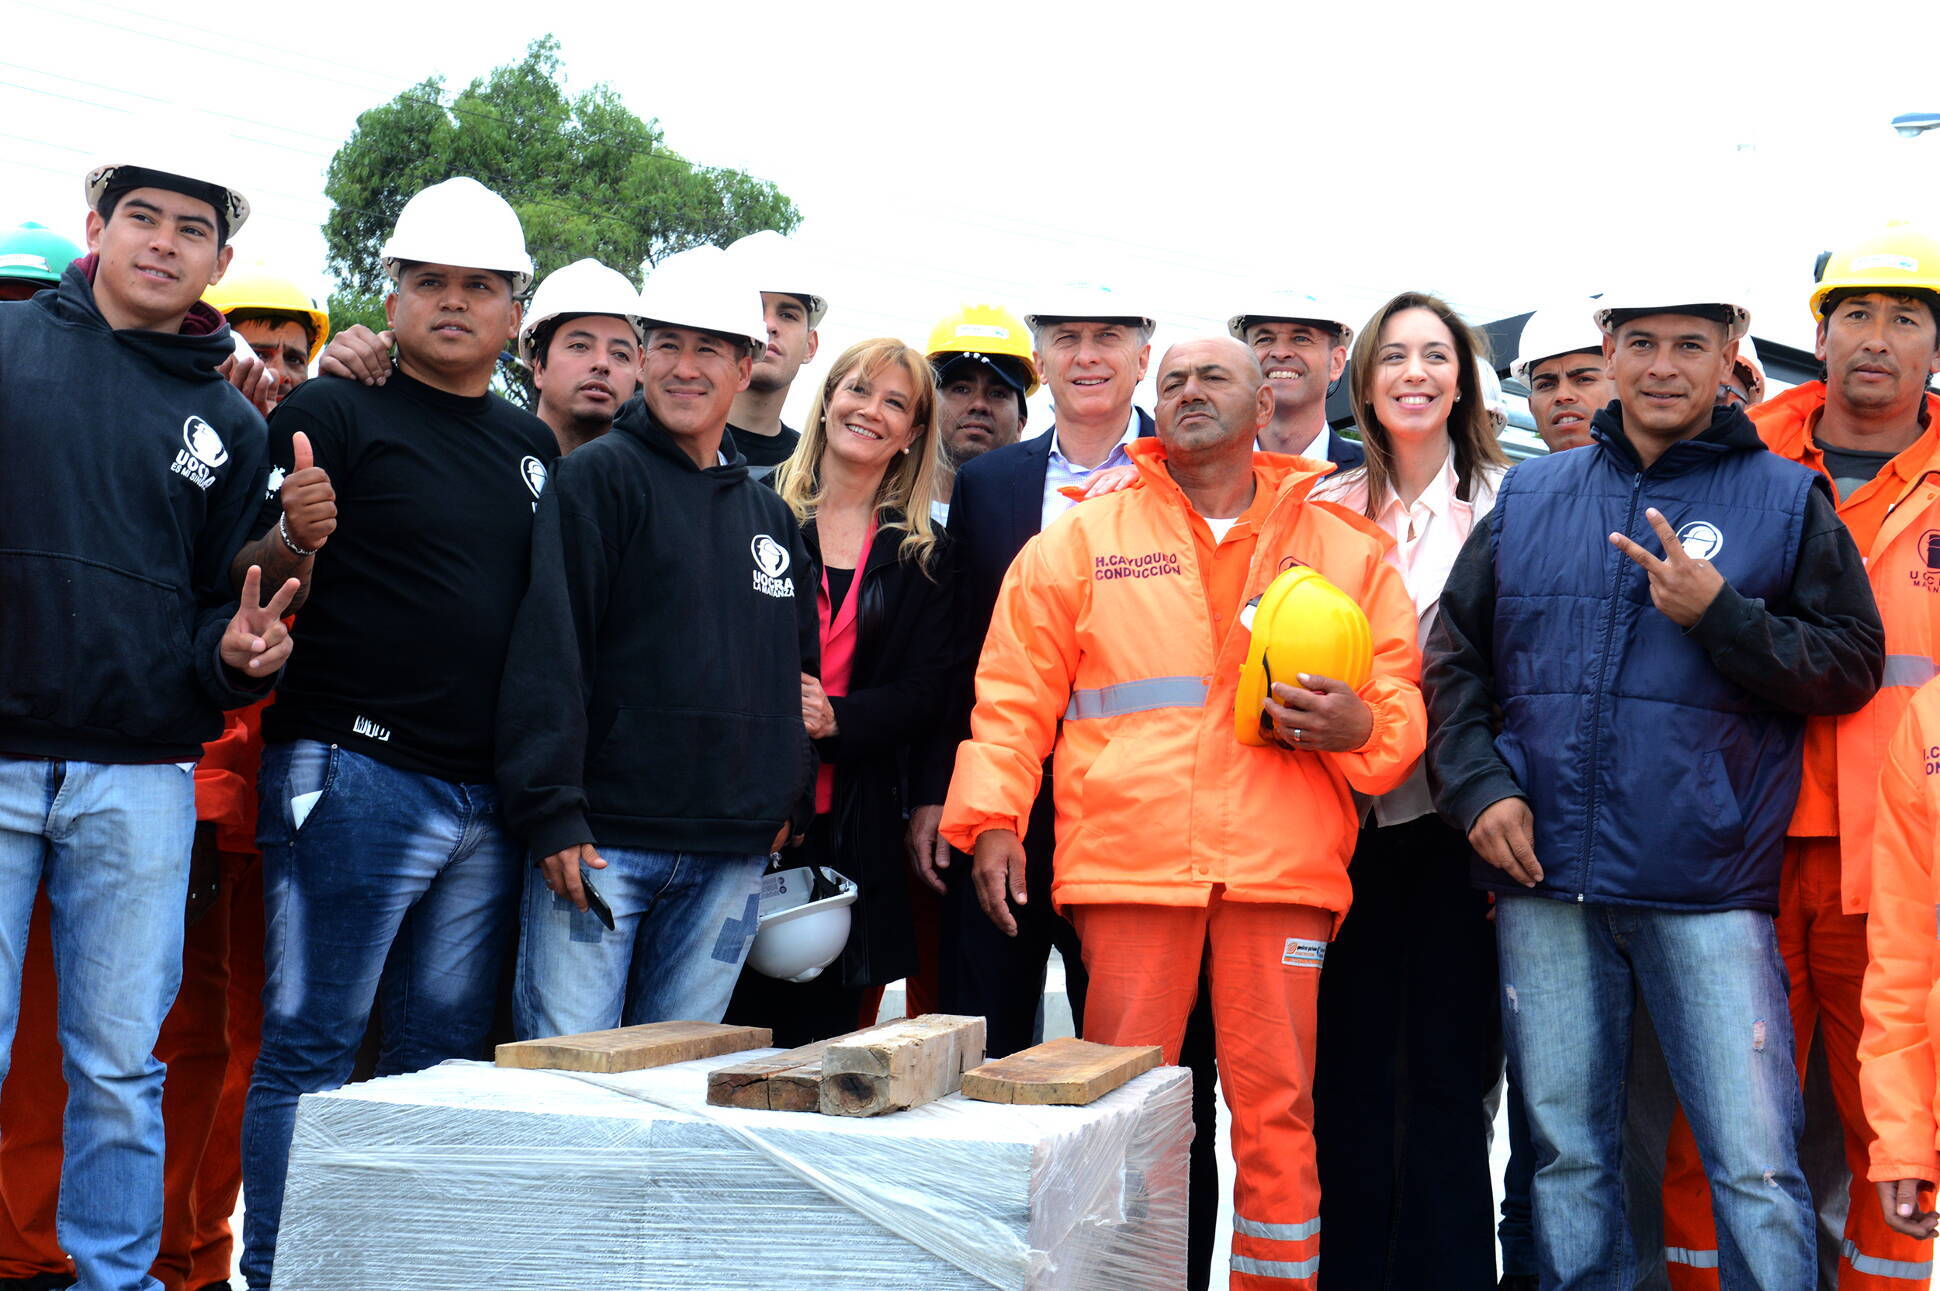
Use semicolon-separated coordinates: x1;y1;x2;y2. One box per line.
1859;675;1940;1251
940;335;1425;1291
1661;225;1940;1288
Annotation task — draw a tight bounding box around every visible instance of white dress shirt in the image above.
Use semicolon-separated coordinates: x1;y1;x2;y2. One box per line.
1040;409;1141;530
1313;451;1502;826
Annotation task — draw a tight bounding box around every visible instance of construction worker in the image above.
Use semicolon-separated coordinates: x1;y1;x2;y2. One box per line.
1511;304;1610;453
926;303;1039;520
1426;291;1885;1291
0;152;293;1291
1658;226;1940;1289
235;177;554;1289
495;245;815;1037
518;257;645;453
1228;293;1362;468
1858;675;1940;1246
940;334;1422;1290
723;229;825;479
205;265;329;412
0;221;82;301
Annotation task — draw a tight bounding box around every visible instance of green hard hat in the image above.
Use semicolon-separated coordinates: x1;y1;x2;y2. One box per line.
0;222;83;287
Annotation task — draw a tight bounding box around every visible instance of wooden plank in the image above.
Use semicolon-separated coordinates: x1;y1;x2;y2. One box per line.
705;1028;876;1110
960;1037;1162;1106
818;1013;985;1117
495;1021;770;1075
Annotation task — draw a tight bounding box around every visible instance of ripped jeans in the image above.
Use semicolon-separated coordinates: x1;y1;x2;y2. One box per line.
1494;893;1812;1291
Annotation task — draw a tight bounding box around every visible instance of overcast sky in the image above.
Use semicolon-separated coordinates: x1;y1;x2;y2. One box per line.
4;0;1936;422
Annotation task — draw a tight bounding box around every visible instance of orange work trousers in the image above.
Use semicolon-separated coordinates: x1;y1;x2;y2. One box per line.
1661;837;1933;1288
0;851;265;1291
1073;893;1332;1291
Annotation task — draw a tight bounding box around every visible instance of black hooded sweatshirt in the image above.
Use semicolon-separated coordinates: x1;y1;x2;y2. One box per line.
0;260;272;762
496;393;819;860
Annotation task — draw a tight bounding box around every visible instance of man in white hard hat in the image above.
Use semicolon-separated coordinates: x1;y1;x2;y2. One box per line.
518;257;645;454
1512;306;1612;454
0;154;293;1291
724;230;824;480
1228;295;1362;468
234;176;558;1290
1426;292;1883;1290
495;244;817;1039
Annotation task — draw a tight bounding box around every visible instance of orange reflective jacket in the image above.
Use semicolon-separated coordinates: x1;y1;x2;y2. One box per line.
939;441;1425;922
1756;383;1940;912
1859;676;1940;1183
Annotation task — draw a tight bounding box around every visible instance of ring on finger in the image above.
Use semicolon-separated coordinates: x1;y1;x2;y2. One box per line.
1291;727;1304;742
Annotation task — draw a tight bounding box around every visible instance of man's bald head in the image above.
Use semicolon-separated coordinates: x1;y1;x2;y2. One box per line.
1155;337;1273;460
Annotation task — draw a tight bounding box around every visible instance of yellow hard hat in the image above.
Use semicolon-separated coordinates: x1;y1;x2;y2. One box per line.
204;266;331;363
1233;565;1373;747
926;303;1041;396
1809;224;1940;323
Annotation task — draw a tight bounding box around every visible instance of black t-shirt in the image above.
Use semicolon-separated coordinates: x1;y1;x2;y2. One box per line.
1813;436;1897;501
730;420;799;480
257;370;559;782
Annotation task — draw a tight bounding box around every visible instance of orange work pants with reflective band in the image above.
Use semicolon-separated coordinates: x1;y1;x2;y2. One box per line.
1660;838;1934;1288
1073;894;1331;1291
0;854;266;1291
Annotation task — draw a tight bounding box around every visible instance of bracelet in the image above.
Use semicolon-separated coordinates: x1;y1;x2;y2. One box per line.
278;512;319;558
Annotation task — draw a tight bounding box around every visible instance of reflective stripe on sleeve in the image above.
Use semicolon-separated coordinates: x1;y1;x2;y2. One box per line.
1063;675;1209;720
1883;654;1940;689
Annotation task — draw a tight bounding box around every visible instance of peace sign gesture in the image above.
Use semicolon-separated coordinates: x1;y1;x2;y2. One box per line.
1608;507;1725;629
219;564;300;677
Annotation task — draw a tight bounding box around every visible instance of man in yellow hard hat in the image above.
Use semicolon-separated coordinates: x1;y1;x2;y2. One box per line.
925;304;1039;523
1657;227;1940;1290
206;266;329;413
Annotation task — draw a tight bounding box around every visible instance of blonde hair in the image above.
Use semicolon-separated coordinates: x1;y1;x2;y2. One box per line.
773;338;943;574
1346;291;1509;519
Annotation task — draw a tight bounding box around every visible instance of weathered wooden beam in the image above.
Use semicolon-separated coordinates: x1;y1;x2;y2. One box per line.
961;1037;1162;1106
495;1021;770;1075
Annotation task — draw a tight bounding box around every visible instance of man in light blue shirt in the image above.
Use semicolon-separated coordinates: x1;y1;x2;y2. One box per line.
1023;288;1156;527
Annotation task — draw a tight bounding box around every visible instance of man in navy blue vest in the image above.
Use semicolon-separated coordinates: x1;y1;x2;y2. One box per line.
1424;293;1884;1291
1227;293;1363;470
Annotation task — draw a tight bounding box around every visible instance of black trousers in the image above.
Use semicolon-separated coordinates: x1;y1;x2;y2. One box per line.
1312;813;1501;1290
937;787;1219;1290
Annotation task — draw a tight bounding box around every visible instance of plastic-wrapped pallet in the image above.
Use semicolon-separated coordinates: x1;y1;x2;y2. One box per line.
273;1052;1190;1290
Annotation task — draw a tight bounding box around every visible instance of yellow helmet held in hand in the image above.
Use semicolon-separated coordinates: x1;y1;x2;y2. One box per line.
1234;565;1373;747
204;266;331;363
1809;224;1940;322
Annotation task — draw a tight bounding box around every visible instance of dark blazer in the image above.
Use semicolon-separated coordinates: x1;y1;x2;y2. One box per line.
807;514;959;987
913;407;1156;805
1324;427;1365;472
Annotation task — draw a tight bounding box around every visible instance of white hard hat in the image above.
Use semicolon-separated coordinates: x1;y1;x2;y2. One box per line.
1476;359;1506;422
637;244;768;353
84;154;250;239
1593;291;1750;341
1227;292;1354;346
517;258;646;365
725;230;828;329
1025;282;1154;333
1511;306;1608;382
746;865;858;983
379;177;534;296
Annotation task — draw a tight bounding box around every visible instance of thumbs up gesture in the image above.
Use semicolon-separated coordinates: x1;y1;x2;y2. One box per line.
280;431;336;555
219;564;300;677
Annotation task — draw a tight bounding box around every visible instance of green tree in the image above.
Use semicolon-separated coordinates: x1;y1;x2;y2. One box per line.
321;36;801;398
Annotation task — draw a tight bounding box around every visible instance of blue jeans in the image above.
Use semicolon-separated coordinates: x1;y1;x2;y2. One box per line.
1495;894;1813;1291
241;741;522;1289
0;756;195;1291
514;846;766;1039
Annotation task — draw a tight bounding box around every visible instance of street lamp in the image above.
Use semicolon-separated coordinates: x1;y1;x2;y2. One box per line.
1892;111;1940;139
